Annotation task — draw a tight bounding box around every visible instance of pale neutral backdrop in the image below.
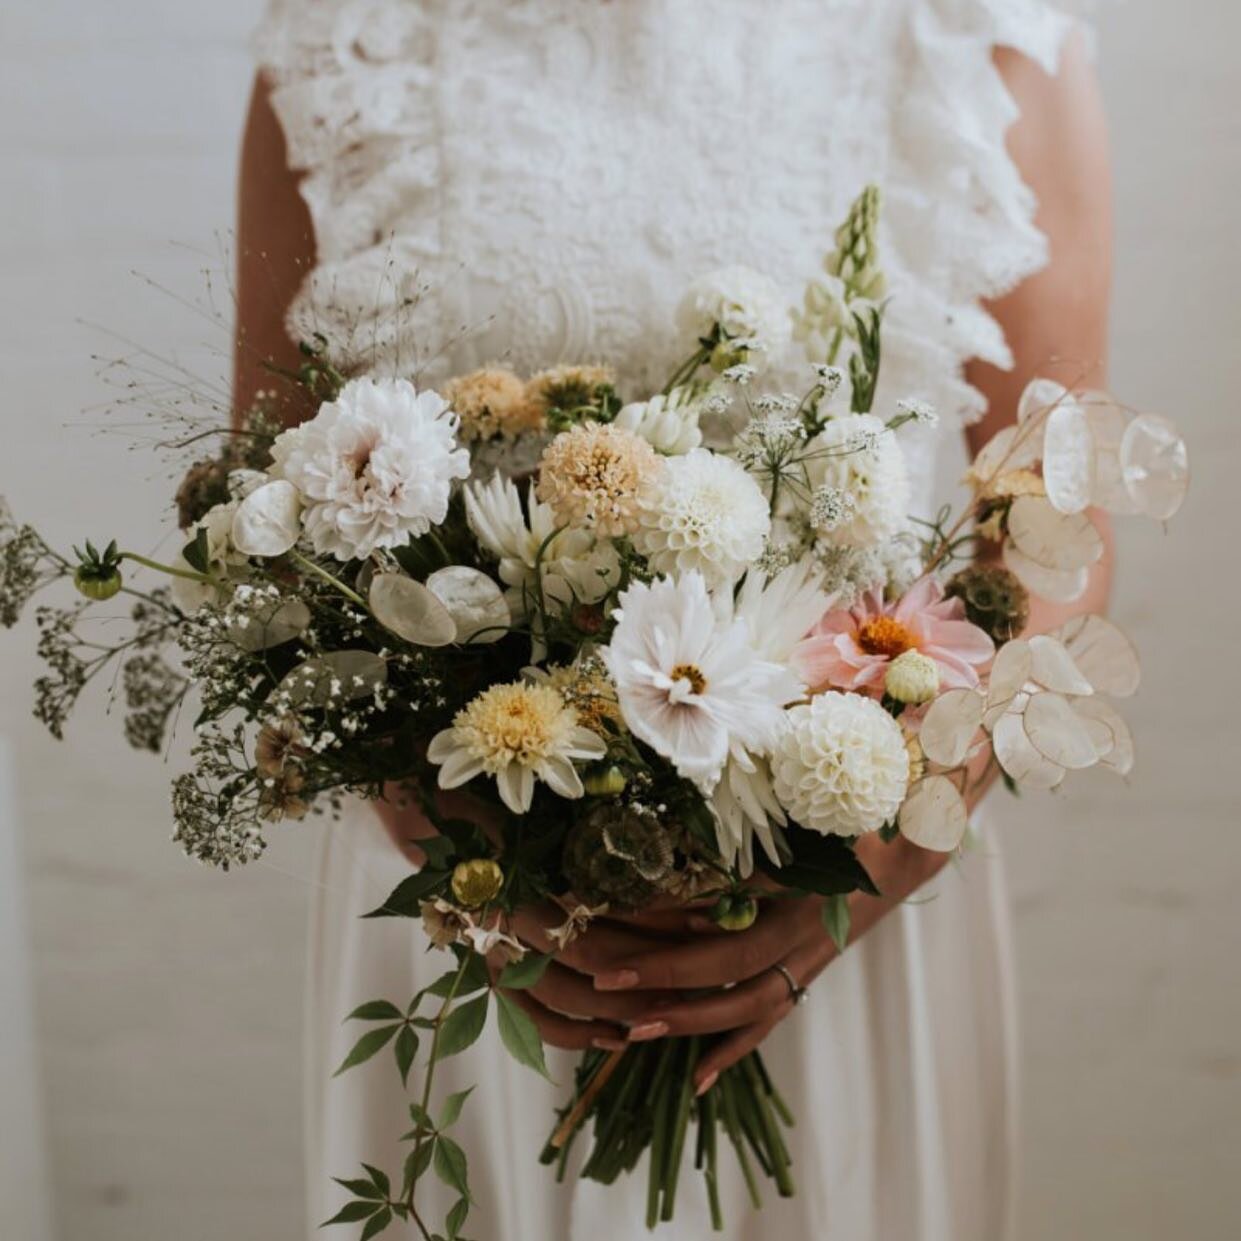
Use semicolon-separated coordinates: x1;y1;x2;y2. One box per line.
0;3;1237;1239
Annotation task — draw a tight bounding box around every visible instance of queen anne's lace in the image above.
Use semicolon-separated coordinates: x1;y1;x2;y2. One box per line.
255;0;1093;510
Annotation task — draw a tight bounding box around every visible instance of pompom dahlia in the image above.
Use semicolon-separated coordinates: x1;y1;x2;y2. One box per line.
794;574;994;695
269;377;469;561
771;691;910;836
805;413;910;548
634;449;771;588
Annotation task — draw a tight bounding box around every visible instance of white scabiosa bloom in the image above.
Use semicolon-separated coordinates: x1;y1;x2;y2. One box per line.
634;449;771;588
612;388;704;455
427;681;606;814
805;413;910;548
678;266;792;371
603;572;803;787
269;377;469;561
771;691;910;836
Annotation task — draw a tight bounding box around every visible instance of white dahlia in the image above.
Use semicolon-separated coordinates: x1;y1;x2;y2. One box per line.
771;691;910;836
634;449;771;588
427;681;606;814
612;388;704;455
678;266;792;371
269;377;469;561
603;572;802;787
805;414;910;549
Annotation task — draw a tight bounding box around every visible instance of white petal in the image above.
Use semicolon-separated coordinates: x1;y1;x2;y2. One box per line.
496;763;533;814
230;479;302;557
992;710;1066;789
425;566;511;644
369;573;457;646
540;756;584;800
1042;398;1095;514
1027;634;1094;696
899;775;969;852
919;689;986;768
1052;614;1141;698
1003;544;1090;603
1120;414;1190;521
1023;692;1100;770
1073;697;1135;775
437;748;487;789
1007;496;1103;572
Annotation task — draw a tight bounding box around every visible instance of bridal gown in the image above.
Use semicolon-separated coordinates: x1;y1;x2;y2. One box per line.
254;2;1091;1236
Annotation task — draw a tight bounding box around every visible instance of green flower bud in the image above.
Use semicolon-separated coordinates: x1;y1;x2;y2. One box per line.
583;765;627;797
450;858;504;909
73;563;122;601
711;893;758;932
884;649;940;705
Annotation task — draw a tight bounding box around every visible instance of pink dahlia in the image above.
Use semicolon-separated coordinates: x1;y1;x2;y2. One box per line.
793;575;994;695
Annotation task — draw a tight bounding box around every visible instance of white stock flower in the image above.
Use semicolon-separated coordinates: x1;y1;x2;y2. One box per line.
612;388;704;455
771;691;910;836
269;377;469;561
603;572;803;787
634;449;771;588
678;266;792;371
805;413;910;548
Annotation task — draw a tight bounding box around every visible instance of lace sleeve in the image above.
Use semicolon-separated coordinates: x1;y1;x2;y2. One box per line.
880;0;1099;425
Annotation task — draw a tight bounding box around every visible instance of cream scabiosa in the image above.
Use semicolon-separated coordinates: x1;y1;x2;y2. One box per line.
269;377;469;561
603;571;803;788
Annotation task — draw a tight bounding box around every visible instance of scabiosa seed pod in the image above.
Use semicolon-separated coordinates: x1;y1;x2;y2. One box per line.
562;804;673;909
175;457;233;530
945;564;1030;644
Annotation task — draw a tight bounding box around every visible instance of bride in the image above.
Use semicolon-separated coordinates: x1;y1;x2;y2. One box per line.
235;2;1113;1237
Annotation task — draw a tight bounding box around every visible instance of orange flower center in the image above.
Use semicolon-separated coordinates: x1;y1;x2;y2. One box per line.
670;663;708;695
856;616;917;658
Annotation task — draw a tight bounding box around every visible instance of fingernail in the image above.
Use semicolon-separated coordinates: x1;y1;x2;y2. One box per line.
592;1037;627;1052
627;1021;669;1042
695;1071;719;1097
595;969;640;991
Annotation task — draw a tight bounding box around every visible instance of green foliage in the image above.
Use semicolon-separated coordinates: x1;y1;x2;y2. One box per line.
497;951;553;990
495;989;551;1079
436;993;489;1059
822;894;852;952
761;826;878;897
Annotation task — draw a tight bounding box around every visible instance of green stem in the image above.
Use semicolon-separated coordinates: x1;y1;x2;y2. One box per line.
118;551;213;585
287;549;367;608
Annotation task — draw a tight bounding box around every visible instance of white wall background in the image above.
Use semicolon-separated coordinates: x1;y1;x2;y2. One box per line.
0;3;1236;1239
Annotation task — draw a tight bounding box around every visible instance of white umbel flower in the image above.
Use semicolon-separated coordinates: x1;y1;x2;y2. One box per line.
634;449;771;588
771;691;910;836
427;681;606;814
678;266;792;372
269;377;469;561
805;414;910;549
612;388;704;455
603;572;803;787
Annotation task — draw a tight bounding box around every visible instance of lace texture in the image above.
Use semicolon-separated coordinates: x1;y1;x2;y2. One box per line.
255;0;1089;501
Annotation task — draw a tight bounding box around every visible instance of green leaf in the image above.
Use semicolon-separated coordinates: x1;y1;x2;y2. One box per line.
360;1208;393;1241
333;1024;400;1076
822;894;851;952
497;952;553;991
395;1024;418;1088
401;1141;434;1197
321;1200;383;1226
437;1087;474;1131
421;953;489;1001
763;827;879;897
364;869;450;918
182;527;210;575
346;1000;403;1022
433;1136;471;1201
435;993;489;1060
331;1177;384;1202
418;834;458;870
446;1196;470;1239
408;1102;434;1131
495;990;549;1079
360;1164;390;1199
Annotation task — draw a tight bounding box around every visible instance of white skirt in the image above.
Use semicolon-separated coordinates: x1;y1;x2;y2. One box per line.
304;802;1018;1240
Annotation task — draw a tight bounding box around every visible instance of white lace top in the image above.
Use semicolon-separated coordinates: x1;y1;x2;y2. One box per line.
255;0;1089;488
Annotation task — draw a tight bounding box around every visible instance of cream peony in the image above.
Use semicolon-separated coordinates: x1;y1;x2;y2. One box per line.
805;413;910;549
268;377;469;561
634;449;771;588
603;572;803;787
771;691;910;836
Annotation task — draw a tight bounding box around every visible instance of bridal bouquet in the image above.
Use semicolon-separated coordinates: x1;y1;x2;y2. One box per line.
0;188;1188;1236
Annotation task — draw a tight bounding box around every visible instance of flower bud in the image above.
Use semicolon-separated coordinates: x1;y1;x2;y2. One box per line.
450;858;504;909
884;650;940;705
710;893;758;932
73;563;122;601
583;765;627;797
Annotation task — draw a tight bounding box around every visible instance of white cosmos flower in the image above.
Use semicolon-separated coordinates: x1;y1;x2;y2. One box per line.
464;474;620;617
269;377;469;561
428;680;606;814
805;413;910;549
634;449;771;588
602;571;803;788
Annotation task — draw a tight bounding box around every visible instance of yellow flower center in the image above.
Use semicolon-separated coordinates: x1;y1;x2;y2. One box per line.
457;682;573;767
856;616;917;658
670;663;708;695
